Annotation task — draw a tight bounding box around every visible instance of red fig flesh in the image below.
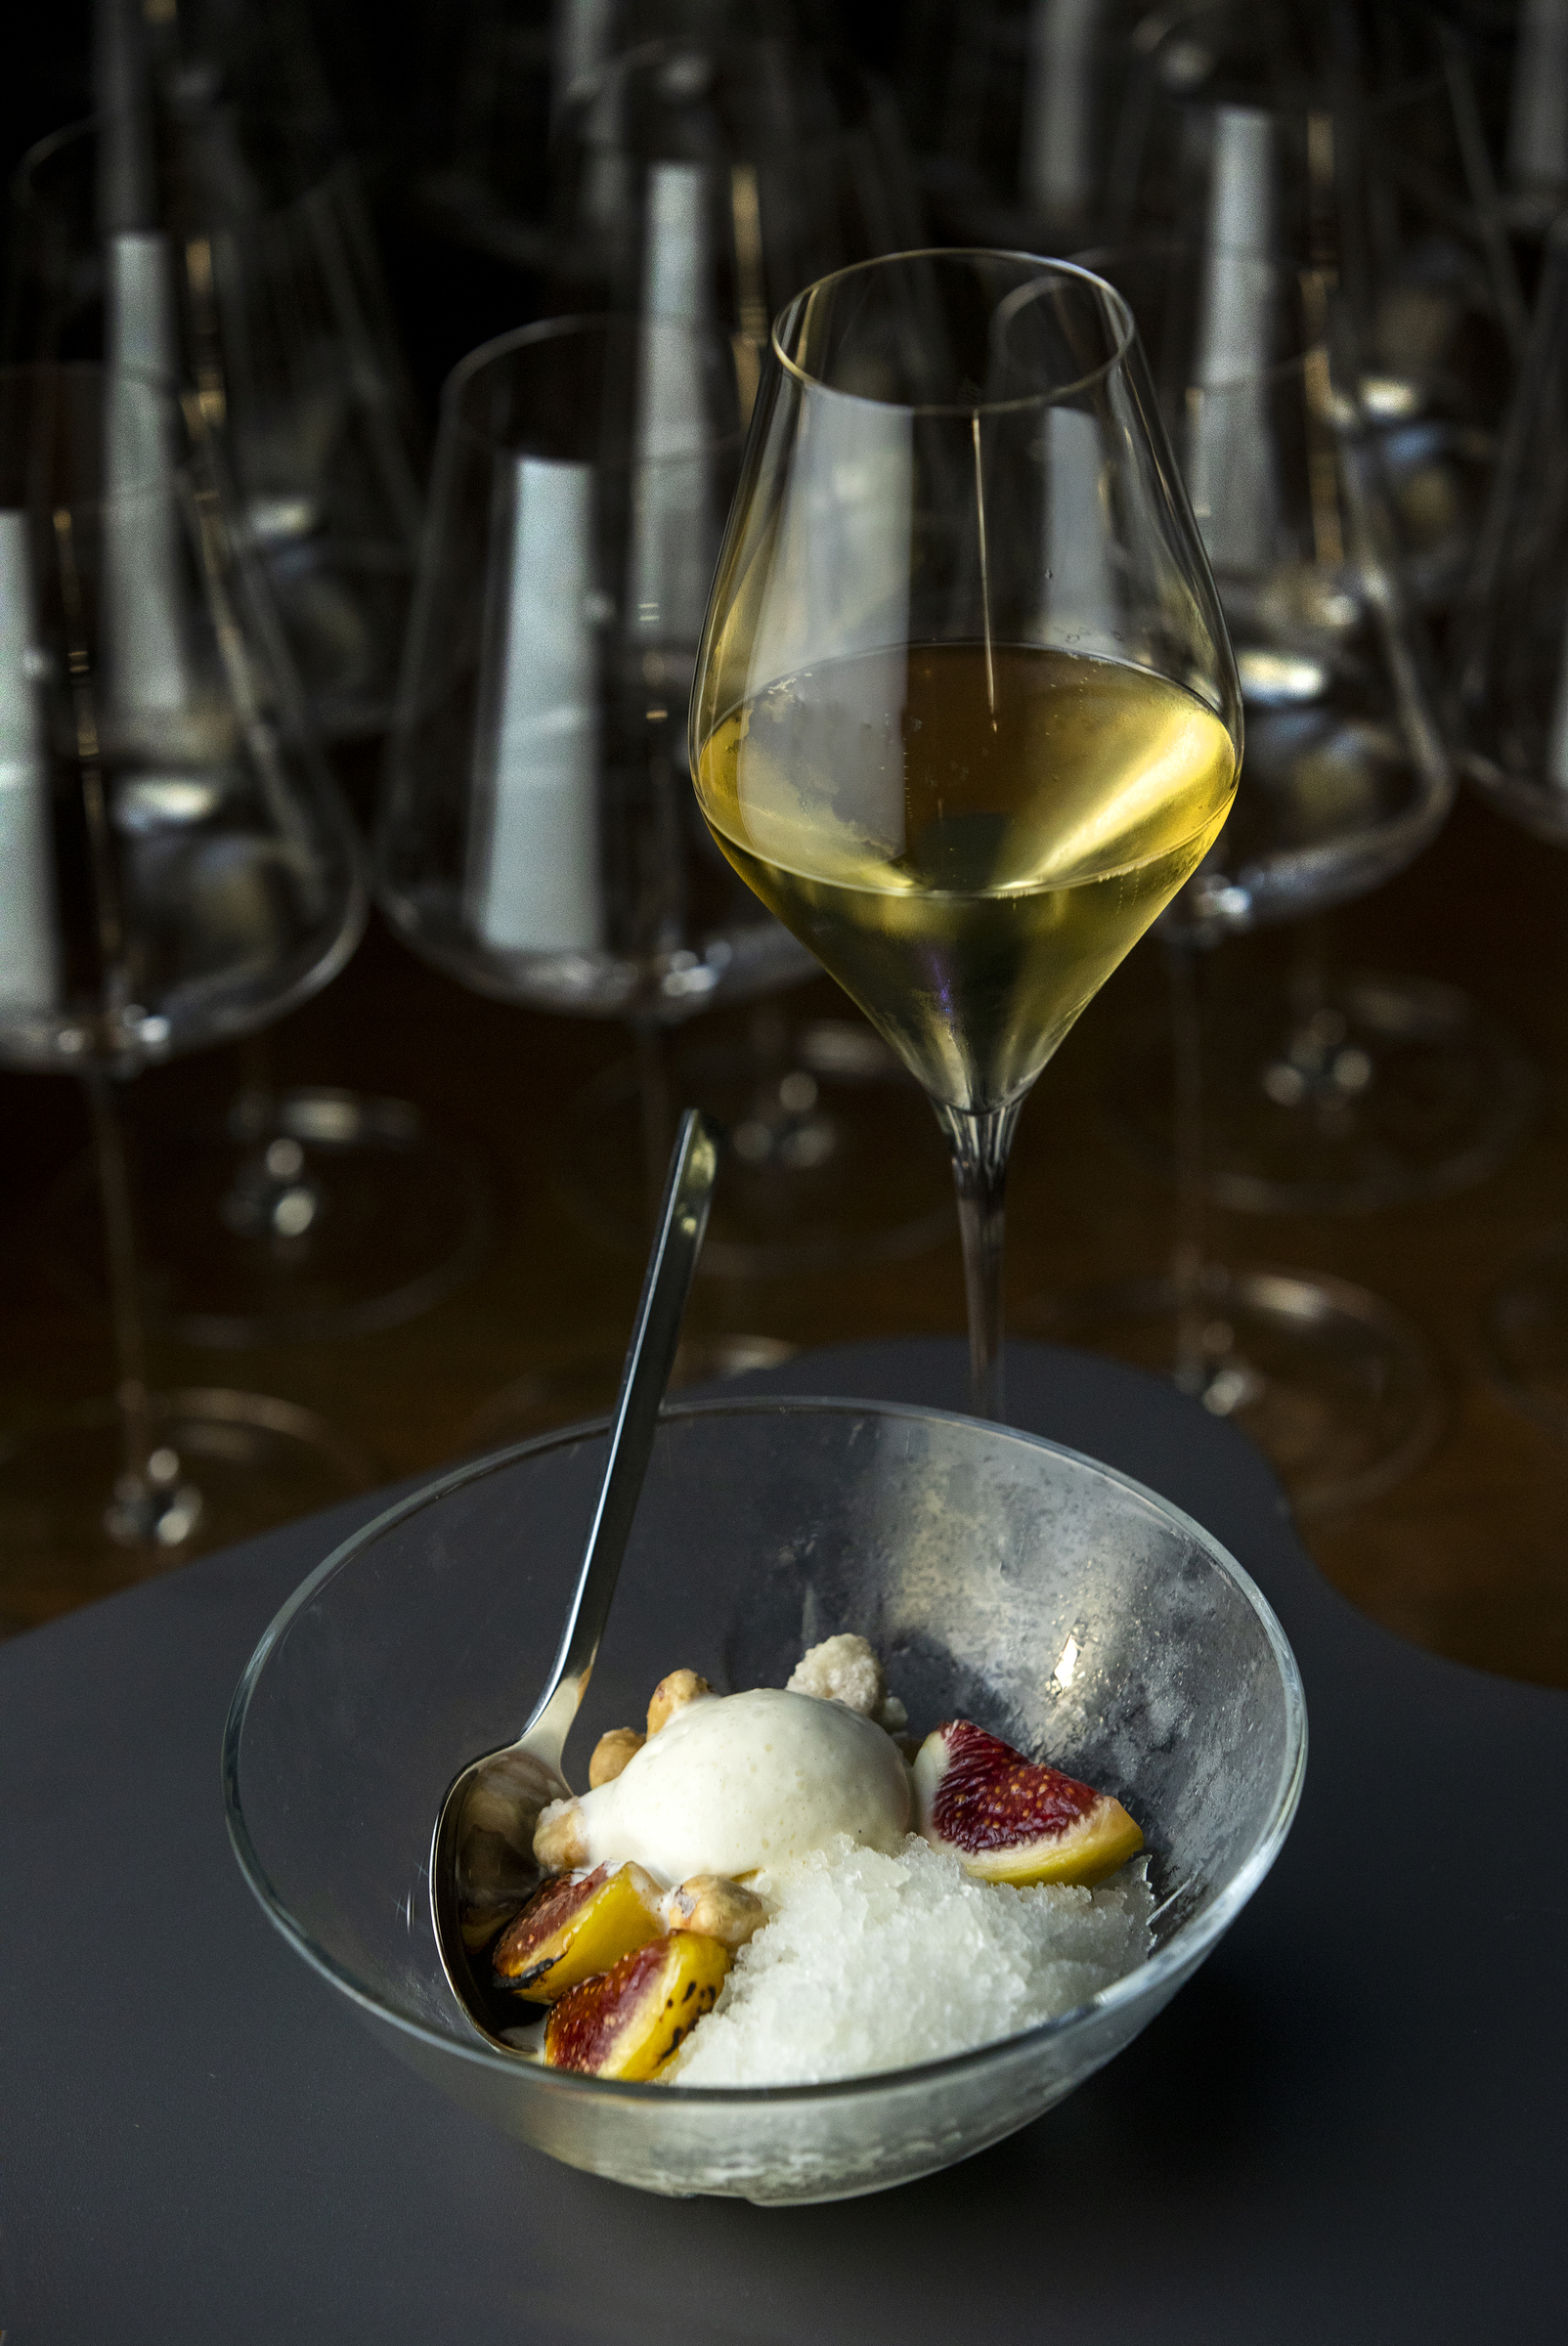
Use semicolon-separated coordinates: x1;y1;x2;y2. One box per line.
543;1931;731;2079
913;1719;1143;1887
493;1861;662;2001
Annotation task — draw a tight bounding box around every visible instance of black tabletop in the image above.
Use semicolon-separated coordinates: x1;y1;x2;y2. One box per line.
1;1339;1560;2344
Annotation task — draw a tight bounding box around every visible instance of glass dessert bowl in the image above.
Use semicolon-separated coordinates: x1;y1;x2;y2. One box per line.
224;1399;1306;2204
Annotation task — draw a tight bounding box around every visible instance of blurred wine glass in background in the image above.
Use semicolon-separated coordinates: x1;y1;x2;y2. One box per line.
1081;12;1536;1225
535;26;954;1276
897;0;1148;252
377;315;810;1422
8;17;498;1349
0;361;376;1616
1457;209;1568;1433
1043;246;1454;1514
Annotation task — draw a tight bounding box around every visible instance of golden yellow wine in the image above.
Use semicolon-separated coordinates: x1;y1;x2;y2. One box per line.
695;643;1239;1110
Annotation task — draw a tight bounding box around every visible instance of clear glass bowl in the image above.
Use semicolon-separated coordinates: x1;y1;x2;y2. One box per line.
224;1399;1306;2204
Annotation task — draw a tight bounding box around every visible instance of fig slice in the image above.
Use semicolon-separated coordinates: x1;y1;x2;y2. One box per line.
493;1861;663;2002
913;1719;1143;1888
544;1931;731;2080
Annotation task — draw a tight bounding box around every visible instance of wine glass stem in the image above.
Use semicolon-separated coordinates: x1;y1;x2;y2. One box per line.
935;1102;1021;1421
631;1015;675;1231
1167;941;1208;1396
82;1067;155;1498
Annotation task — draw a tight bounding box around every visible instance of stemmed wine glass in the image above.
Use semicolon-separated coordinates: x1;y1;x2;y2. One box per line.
689;250;1241;1418
0;361;372;1612
1088;20;1534;1219
378;312;795;1420
538;29;952;1276
1458;207;1568;1433
8;95;500;1351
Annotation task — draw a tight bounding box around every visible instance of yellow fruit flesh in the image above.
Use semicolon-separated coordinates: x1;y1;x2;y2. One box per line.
544;1931;732;2081
502;1864;663;2003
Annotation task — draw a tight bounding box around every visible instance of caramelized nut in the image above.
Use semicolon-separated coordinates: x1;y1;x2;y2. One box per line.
589;1727;646;1788
647;1669;712;1738
533;1798;589;1873
666;1874;767;1949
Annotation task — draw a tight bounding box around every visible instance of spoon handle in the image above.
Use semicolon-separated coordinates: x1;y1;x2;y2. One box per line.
529;1108;721;1751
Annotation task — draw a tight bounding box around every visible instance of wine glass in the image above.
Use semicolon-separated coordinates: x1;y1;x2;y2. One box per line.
10;111;423;744
9;95;499;1350
1078;20;1535;1218
1036;246;1451;1512
0;361;373;1614
688;250;1242;1418
539;29;954;1278
897;0;1149;252
378;313;806;1421
1457;206;1568;1433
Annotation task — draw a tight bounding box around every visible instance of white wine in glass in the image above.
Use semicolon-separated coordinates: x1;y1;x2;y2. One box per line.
691;252;1242;1416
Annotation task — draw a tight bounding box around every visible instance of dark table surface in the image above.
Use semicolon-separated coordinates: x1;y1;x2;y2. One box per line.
1;1338;1561;2344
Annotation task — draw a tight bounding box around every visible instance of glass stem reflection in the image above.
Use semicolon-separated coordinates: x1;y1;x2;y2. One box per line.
935;1100;1022;1421
1167;942;1210;1399
82;1068;158;1540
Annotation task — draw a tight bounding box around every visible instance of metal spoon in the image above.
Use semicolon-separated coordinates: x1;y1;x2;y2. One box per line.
429;1108;720;2049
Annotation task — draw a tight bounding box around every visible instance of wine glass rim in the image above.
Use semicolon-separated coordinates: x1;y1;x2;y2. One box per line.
442;312;746;466
15;110;354;220
771;248;1138;415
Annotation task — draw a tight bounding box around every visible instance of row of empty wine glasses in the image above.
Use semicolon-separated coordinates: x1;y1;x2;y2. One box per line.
12;0;1568;1604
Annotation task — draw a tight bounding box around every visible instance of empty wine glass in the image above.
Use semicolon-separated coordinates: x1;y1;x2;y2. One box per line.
1044;248;1450;1512
536;31;956;1272
1458;207;1568;1432
690;251;1242;1419
1081;32;1535;1215
8;94;502;1349
897;0;1149;250
10;110;423;742
416;0;811;269
378;311;817;1415
0;362;374;1609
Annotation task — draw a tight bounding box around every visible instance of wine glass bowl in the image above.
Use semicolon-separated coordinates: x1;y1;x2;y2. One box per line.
0;362;364;1075
224;1396;1306;2204
10;113;423;743
690;250;1242;1411
378;315;808;1021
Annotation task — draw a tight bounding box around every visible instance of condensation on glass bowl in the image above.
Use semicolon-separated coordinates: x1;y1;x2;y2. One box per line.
224;1400;1306;2205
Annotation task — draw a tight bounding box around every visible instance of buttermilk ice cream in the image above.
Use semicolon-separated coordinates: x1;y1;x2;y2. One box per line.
540;1687;911;1886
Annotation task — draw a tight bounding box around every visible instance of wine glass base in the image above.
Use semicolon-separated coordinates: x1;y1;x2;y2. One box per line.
0;1388;380;1630
464;1336;798;1451
1112;971;1536;1214
561;1022;954;1277
1485;1229;1568;1437
45;1089;497;1346
1041;1264;1442;1519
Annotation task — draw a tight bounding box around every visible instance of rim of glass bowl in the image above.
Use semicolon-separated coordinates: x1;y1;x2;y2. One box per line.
442;313;747;468
223;1394;1308;2106
771;248;1139;417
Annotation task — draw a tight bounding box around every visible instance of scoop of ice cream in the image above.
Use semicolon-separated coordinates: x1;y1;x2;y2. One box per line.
559;1687;911;1886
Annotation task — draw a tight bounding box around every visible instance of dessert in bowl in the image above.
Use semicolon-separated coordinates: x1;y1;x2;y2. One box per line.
224;1397;1306;2204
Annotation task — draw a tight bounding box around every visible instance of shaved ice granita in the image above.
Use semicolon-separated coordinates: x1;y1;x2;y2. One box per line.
482;1634;1155;2086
